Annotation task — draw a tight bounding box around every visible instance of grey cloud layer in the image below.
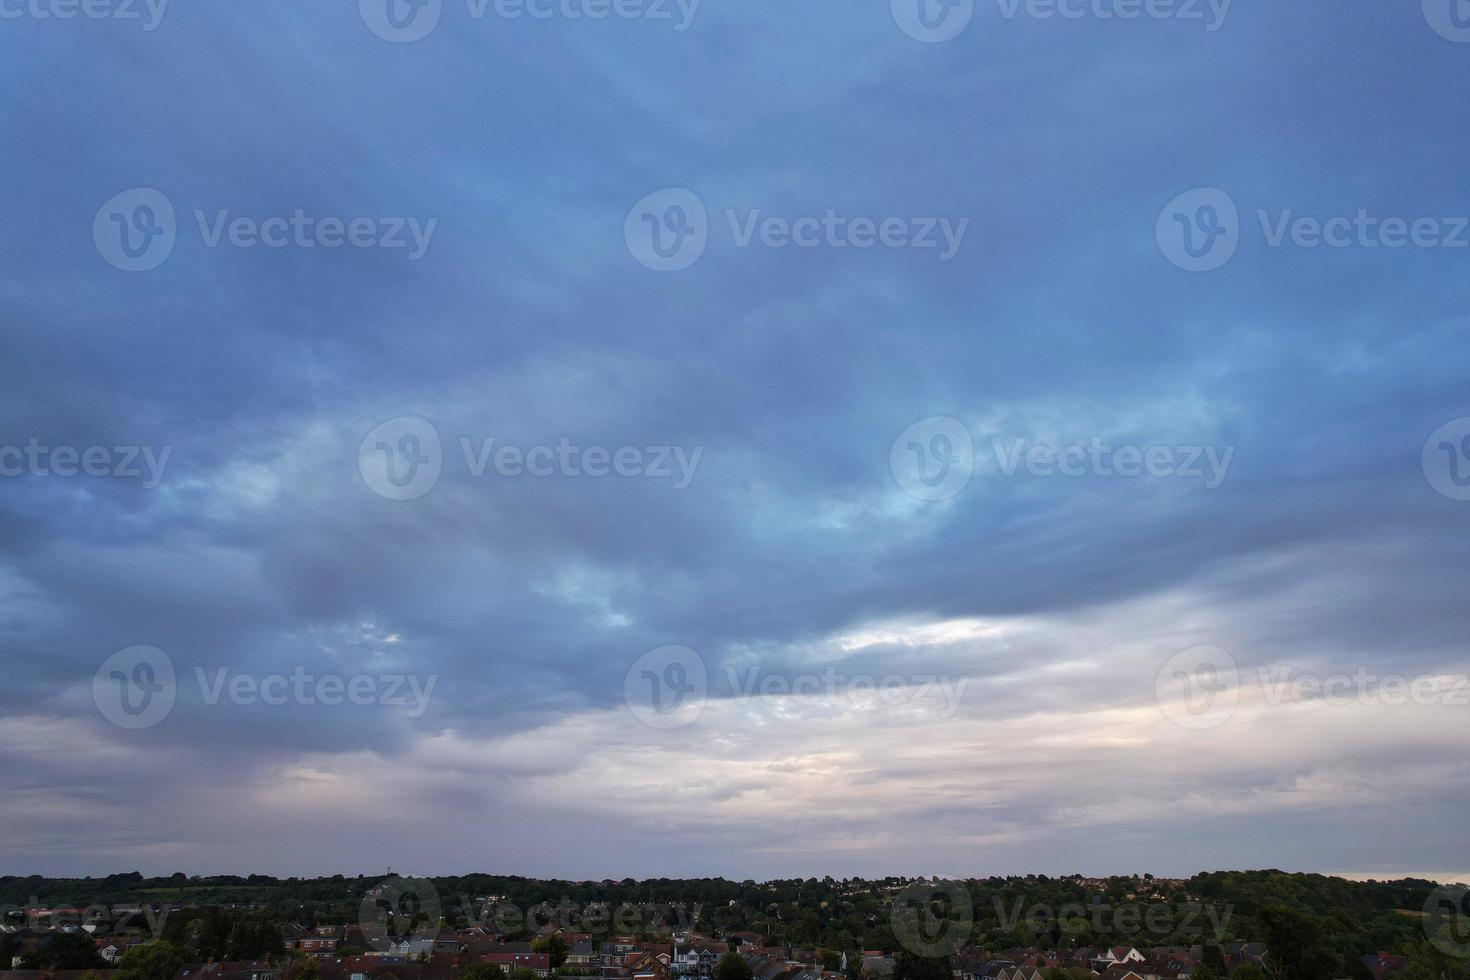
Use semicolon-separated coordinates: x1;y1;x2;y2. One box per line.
1;0;1467;877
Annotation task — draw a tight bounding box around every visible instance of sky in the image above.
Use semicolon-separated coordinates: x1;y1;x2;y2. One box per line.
1;0;1468;883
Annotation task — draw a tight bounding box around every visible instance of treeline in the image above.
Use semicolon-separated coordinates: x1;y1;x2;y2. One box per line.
158;908;286;962
1;870;1462;978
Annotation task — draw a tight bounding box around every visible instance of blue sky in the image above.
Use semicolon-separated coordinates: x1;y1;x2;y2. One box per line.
1;0;1468;881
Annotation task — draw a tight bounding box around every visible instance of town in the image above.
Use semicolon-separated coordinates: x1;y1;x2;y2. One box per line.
0;873;1462;980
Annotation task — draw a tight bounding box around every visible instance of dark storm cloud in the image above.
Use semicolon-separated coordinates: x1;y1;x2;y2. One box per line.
0;0;1467;877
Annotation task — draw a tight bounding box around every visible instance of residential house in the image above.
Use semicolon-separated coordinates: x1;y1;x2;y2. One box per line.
566;940;597;968
630;952;672;980
1100;949;1145;966
482;951;551;977
384;940;436;959
673;943;728;978
96;936;141;962
1363;953;1409;980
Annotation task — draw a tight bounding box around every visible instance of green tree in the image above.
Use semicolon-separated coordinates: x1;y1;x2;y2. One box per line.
1259;907;1337;980
20;932;106;970
1188;965;1219;980
1402;941;1470;980
257;921;285;960
716;952;754;980
117;941;187;980
196;908;233;961
284;958;322;980
1234;964;1268;980
533;935;570;968
461;964;508;980
892;952;951;980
